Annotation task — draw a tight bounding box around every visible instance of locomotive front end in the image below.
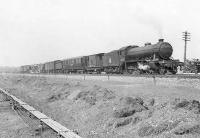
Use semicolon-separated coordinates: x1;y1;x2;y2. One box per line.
157;39;173;59
124;39;178;74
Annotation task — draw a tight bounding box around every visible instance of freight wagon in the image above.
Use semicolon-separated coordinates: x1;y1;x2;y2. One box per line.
54;60;63;73
44;60;63;73
62;56;88;73
44;61;54;73
38;63;45;73
102;50;121;73
87;53;104;73
20;65;31;73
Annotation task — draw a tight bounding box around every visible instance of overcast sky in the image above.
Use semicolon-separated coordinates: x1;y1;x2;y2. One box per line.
0;0;199;66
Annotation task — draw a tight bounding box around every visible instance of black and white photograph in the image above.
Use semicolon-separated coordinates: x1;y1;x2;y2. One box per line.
0;0;200;138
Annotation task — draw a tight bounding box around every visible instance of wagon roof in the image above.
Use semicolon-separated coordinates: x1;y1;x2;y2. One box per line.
107;50;118;53
62;56;86;61
88;53;105;56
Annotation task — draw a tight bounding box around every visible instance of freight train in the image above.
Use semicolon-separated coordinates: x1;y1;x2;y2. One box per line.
20;39;182;75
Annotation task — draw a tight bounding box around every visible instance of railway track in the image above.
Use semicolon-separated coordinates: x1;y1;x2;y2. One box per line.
0;88;82;138
19;72;200;80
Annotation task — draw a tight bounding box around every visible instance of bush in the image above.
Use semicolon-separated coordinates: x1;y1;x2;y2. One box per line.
120;96;144;106
174;99;190;109
114;118;133;128
173;99;200;114
113;104;147;118
187;100;200;114
47;93;61;102
113;107;135;118
174;124;200;135
138;120;180;137
153;121;180;135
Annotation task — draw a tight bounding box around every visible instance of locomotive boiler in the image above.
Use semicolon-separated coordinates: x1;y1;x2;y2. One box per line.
126;39;172;60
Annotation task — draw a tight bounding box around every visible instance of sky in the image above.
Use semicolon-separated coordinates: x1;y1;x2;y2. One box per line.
0;0;199;66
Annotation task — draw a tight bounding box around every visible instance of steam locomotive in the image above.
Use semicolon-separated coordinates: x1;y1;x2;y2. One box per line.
20;39;181;75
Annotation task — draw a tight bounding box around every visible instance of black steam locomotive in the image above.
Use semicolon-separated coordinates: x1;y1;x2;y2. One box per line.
20;39;181;75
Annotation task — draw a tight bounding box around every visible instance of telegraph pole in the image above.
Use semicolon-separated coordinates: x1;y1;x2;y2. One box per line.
182;31;191;69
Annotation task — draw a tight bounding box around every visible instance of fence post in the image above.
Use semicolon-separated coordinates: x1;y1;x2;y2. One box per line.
40;120;43;138
153;75;156;85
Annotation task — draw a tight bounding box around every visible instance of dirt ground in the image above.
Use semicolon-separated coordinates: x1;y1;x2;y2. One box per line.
0;92;57;138
0;94;31;138
0;73;200;138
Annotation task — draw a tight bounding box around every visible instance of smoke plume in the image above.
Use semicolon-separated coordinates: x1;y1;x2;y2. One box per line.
134;11;163;38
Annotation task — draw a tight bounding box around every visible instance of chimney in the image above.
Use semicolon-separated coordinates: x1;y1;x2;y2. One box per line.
158;39;164;42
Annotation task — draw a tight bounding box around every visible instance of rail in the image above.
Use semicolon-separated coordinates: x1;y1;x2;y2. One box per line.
17;72;200;80
0;88;82;138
